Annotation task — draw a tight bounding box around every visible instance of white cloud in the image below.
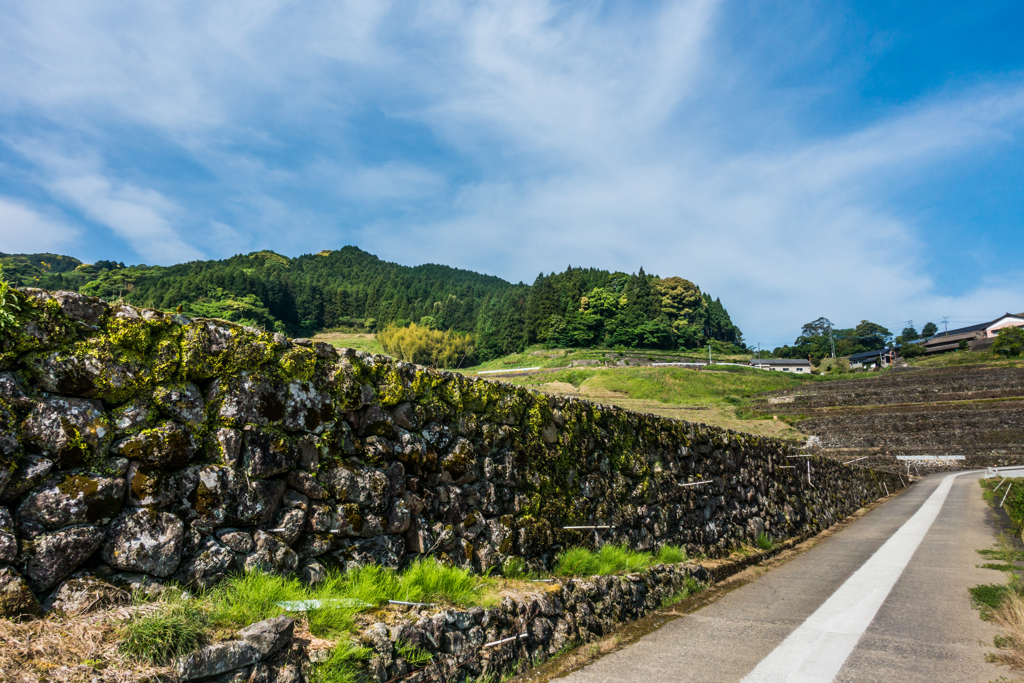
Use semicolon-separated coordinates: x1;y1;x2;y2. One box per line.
7;140;204;264
48;173;204;264
0;1;1021;345
0;197;80;254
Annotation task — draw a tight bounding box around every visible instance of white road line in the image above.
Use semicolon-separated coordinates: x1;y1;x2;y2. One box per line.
741;467;1024;683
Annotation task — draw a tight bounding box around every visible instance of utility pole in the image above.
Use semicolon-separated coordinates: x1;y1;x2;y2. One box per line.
708;344;712;365
757;342;761;361
942;316;949;334
829;325;836;358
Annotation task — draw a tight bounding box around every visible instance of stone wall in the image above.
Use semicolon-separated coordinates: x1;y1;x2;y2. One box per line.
0;288;904;612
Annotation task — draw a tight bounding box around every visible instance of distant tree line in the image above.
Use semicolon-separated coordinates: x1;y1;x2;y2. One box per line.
769;317;940;362
0;247;745;364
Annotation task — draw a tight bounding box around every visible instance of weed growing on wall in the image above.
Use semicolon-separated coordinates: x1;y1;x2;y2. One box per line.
552;544;689;577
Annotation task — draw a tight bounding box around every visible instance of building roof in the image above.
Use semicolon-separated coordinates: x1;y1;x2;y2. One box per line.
930;313;1024;339
848;348;890;363
749;358;811;366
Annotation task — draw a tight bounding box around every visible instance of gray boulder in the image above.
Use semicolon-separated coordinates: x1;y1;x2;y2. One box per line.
153;382;206;428
243;428;293;479
21;396;110;468
175;537;237;589
0;371;33;410
284;470;325;500
102;509;185;577
282;380;333;433
217;529;256;554
0;507;15;564
23;524;106;592
0;455;53;503
109;398;158;437
52;290;108;325
113;421;197;469
317;465;388;509
245;531;299;575
301;559;326;586
18;471;125;530
210;427;243;467
0;403;20;461
0;565;41;618
126;461;177;508
175;640;263;681
190;466;285;527
214;373;287;426
267;508;305;545
237;616;294;658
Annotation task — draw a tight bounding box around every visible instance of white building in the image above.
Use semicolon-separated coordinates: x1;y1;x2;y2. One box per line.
749;358;812;373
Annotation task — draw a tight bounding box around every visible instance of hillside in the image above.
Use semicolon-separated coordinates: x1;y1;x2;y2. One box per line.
750;361;1024;462
0;247;743;362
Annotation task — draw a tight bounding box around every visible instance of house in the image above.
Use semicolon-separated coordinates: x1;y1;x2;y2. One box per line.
749;358;812;373
848;348;897;369
922;313;1024;354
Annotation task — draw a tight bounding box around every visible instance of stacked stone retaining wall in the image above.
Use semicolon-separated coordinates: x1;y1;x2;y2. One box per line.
0;288;904;614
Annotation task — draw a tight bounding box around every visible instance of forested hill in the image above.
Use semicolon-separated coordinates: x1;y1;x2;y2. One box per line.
0;247;744;360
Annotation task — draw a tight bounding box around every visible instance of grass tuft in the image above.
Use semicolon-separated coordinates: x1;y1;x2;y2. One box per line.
656;545;687;564
501;556;528;580
756;532;776;551
395;639;434;667
554;544;691;577
119;598;207;665
396;558;481;606
309;640;373;683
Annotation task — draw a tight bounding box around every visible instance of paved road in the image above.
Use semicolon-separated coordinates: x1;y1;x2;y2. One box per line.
562;470;1014;683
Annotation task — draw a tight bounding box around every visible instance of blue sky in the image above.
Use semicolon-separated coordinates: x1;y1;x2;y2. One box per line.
0;0;1021;347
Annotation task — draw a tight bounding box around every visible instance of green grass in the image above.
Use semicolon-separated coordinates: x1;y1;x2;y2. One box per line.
971;584;1013;620
656;545;688;564
312;331;385;355
395;639;434;667
119;596;208;665
979;479;1024;529
501;556;529;579
393;558;483;606
756;532;776;551
552;544;689;577
909;350;1024;369
120;559;499;675
207;559;492;637
506;365;813;407
309;640;373;683
660;576;704;608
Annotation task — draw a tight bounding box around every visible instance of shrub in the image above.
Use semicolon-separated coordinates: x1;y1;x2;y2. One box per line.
0;268;20;334
993;326;1024;358
120;599;207;664
756;532;775;550
377;323;476;368
900;343;925;359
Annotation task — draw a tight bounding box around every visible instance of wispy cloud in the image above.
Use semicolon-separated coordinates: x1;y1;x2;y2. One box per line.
0;197;80;254
0;1;1021;343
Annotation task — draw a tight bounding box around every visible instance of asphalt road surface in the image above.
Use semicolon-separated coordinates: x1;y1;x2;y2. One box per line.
562;469;1016;683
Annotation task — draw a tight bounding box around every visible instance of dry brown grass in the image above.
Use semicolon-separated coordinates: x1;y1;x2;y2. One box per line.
992;592;1024;670
0;604;174;683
